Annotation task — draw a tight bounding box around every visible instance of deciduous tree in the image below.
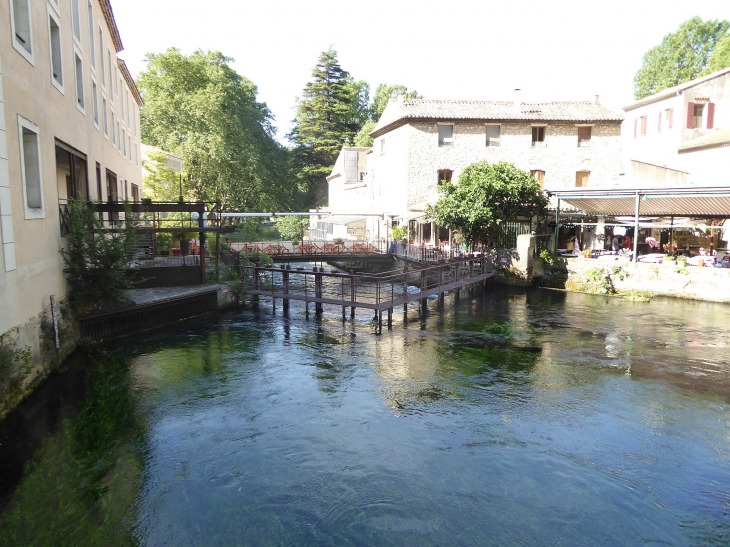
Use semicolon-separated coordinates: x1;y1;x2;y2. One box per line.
138;49;296;212
634;17;730;99
426;161;547;247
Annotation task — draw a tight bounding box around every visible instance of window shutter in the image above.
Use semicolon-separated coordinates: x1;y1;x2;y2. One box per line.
634;118;637;137
686;102;695;129
707;102;715;129
668;108;673;129
641;117;646;136
658;112;661;131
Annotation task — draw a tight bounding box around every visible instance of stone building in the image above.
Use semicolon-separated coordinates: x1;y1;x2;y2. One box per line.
621;66;730;186
326;95;623;242
0;0;143;410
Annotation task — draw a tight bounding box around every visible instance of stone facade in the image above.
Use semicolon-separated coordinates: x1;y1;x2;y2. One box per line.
402;120;622;209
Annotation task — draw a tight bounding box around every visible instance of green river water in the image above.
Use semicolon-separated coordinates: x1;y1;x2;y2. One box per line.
1;286;729;546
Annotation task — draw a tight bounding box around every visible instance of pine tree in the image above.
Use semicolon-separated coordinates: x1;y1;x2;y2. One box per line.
289;49;369;207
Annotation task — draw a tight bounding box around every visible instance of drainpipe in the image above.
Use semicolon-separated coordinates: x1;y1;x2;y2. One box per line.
633;192;641;263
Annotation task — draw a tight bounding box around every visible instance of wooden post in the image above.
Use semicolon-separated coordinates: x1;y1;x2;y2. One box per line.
282;265;289;313
315;267;323;314
439;265;444;304
350;270;356;319
403;265;409;312
420;269;427;310
387;307;392;329
199;232;206;284
304;269;309;318
252;266;259;305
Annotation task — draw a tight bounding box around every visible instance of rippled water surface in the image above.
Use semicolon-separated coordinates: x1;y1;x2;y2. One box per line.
2;287;730;546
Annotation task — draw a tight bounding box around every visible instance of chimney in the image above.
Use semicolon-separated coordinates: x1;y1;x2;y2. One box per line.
594;94;600;105
513;88;522;115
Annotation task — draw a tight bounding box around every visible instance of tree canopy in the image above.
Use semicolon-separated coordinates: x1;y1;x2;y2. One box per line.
703;32;730;75
634;17;730;99
137;49;296;212
426;161;547;246
353;84;422;147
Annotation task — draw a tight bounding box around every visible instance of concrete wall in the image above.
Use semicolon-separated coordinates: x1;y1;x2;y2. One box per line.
621;70;730;185
0;0;142;411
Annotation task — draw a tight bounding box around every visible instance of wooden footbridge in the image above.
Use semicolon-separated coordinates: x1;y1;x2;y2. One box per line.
241;254;496;329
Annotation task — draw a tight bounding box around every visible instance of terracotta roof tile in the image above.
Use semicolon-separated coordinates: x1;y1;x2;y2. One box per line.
371;99;623;137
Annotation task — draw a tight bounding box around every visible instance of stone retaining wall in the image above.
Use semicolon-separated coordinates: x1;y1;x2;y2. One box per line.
566;259;730;303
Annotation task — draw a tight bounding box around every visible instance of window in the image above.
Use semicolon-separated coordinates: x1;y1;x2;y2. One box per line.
575;171;590;188
91;80;99;127
107;49;112;93
55;144;88;202
135;144;139;167
117;121;120;151
128;135;131;161
665;108;673;130
18;117;44;218
102;96;108;136
11;0;33;62
438;124;453;146
122;128;126;156
532;126;545;144
577;126;592;146
99;27;105;87
111;111;116;146
121;90;125;122
131;184;140;202
96;162;102;201
71;0;81;42
87;2;95;69
634;116;647;137
106;169;118;202
380;138;386;154
485;125;500;147
530;170;545;190
126;91;130;125
693;103;704;128
48;10;63;90
74;51;85;111
437;169;453;185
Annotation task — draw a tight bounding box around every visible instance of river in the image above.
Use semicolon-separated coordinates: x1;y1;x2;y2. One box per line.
1;287;729;546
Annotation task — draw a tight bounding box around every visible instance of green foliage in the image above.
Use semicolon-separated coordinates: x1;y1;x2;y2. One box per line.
539;249;554;266
390;224;408;240
275;215;309;241
704;32;730;74
370;83;422;120
353;119;377;147
0;341;32;397
289;48;370;207
583;265;628;294
60;202;140;312
482;322;511;335
155;232;173;251
138;48;296;212
142;149;187;201
426;161;547;246
634;17;730;99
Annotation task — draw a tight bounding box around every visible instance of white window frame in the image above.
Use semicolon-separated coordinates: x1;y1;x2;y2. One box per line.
70;0;82;48
128;135;131;162
437;122;454;147
121;127;126;156
17;116;45;219
531;124;547;146
73;46;86;114
485;123;501;147
98;25;105;88
48;0;60;15
10;0;35;65
102;94;108;138
87;0;95;72
91;76;99;129
107;48;112;94
47;6;64;94
111;109;116;147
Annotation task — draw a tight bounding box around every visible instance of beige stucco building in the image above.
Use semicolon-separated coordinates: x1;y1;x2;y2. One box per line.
621;67;730;187
327;95;623;241
0;0;142;399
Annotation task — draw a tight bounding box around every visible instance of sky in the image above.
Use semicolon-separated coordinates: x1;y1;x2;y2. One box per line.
112;0;730;143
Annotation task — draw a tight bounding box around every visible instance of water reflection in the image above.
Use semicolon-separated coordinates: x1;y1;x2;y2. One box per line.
1;288;730;545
